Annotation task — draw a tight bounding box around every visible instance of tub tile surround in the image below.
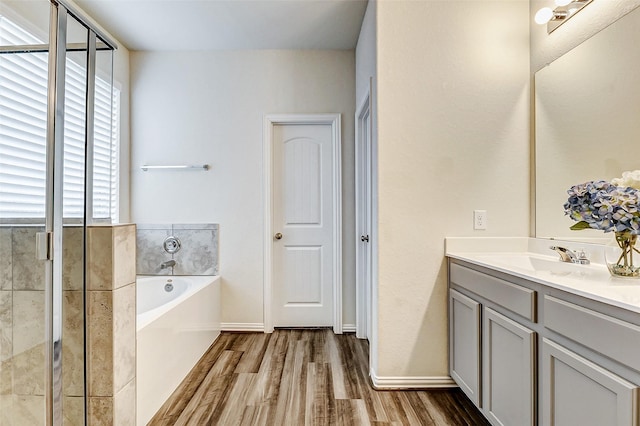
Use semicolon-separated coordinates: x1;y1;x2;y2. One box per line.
136;227;172;275
87;223;137;425
445;236;640;313
137;223;219;275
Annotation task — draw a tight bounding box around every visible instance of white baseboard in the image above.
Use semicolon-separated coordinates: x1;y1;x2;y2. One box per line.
221;322;265;332
342;324;356;333
221;323;356;333
370;368;457;389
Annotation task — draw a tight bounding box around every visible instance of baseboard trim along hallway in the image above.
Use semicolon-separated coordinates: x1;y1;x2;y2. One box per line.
220;323;357;333
369;370;457;389
220;322;265;332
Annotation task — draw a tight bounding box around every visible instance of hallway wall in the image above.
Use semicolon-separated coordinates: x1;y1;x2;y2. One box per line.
373;0;530;383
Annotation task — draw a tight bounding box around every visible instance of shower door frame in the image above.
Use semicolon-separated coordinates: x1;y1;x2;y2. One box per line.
47;3;117;424
0;1;120;424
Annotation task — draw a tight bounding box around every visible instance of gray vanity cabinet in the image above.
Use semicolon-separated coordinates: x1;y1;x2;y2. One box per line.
542;339;639;426
449;289;481;406
483;308;536;426
541;294;640;426
448;262;537;426
448;259;640;426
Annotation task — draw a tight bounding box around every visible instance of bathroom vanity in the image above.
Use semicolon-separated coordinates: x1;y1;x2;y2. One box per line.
446;238;640;426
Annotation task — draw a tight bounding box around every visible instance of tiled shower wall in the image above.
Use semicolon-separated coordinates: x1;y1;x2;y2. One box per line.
136;224;219;275
0;224;137;425
0;226;85;424
86;224;136;425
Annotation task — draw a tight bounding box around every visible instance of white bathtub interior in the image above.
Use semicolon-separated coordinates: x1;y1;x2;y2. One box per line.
136;275;221;425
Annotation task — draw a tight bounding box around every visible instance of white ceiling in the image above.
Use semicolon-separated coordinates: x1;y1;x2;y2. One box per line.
73;0;368;51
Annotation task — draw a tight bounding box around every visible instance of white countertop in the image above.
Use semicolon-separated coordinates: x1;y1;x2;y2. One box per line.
445;237;640;314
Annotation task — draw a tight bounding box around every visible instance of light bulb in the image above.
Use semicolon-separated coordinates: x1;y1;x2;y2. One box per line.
567;5;579;14
555;0;572;6
535;7;554;25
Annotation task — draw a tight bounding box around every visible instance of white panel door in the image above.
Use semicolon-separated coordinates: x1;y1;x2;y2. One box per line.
272;123;334;327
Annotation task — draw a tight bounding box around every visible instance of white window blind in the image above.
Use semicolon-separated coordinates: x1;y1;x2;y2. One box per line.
0;15;119;221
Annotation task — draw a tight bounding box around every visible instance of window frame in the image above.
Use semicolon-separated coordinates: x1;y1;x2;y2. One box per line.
0;12;120;223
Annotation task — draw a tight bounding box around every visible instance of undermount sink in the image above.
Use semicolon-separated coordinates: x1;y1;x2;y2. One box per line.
472;253;605;278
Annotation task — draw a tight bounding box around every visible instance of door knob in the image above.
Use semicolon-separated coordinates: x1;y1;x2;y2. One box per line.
361;235;369;242
274;232;283;240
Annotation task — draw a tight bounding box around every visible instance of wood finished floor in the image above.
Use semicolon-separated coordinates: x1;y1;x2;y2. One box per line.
148;330;489;426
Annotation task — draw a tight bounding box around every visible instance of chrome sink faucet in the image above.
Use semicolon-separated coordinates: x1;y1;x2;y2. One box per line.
549;246;590;265
160;259;176;269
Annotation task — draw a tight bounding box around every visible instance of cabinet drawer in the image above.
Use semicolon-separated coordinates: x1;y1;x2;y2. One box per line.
544;295;640;372
450;263;536;321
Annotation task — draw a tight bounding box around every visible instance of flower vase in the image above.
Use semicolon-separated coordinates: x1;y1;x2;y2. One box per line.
605;231;640;278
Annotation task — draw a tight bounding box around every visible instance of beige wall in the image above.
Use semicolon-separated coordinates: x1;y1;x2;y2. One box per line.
373;0;530;379
130;50;356;328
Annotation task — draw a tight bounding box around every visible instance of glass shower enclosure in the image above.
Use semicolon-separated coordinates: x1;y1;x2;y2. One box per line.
0;0;116;424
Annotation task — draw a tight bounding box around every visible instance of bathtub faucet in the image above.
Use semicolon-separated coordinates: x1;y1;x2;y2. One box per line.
160;259;176;269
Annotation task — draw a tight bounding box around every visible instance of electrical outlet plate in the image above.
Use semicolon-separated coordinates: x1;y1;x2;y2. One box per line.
474;210;487;230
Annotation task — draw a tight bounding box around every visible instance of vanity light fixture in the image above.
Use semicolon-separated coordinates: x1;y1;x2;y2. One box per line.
535;0;593;34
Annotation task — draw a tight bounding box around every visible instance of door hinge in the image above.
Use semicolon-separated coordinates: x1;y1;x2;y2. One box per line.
36;231;53;260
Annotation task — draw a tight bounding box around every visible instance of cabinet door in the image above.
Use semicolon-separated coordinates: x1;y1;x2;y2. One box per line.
449;289;482;406
542;338;639;426
483;307;536;426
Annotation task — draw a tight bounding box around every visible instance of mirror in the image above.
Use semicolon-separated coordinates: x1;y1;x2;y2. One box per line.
535;6;640;242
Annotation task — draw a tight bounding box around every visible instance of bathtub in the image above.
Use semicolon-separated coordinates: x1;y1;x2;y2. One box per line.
136;275;221;426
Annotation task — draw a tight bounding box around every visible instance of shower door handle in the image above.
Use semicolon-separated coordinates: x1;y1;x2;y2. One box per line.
36;232;53;260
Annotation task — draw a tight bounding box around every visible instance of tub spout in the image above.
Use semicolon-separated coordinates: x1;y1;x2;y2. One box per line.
160;259;176;269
